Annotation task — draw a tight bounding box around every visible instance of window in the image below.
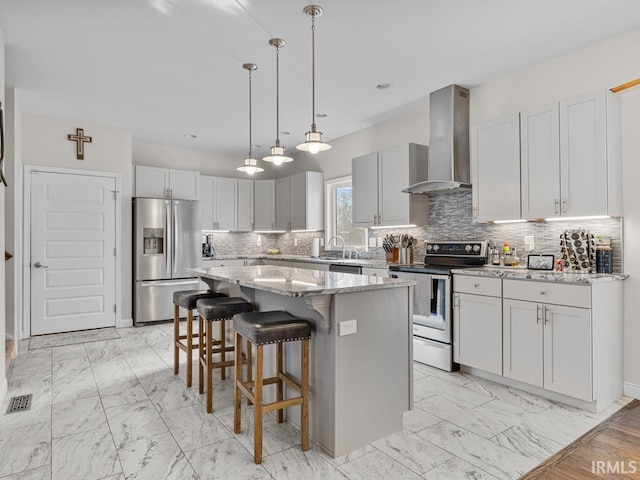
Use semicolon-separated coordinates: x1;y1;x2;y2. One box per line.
325;176;367;250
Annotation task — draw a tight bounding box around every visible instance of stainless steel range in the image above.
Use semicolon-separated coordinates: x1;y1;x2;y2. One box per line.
389;241;488;371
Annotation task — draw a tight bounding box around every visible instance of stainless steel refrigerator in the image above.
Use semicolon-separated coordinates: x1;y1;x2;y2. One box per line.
133;197;202;324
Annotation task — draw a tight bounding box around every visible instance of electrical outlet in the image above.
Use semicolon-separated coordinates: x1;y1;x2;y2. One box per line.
338;319;357;336
377;237;384;248
256;235;261;246
368;237;376;248
293;238;298;247
524;235;534;251
320;238;324;247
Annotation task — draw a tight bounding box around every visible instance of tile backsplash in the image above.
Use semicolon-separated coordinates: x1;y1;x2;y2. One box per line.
206;190;623;272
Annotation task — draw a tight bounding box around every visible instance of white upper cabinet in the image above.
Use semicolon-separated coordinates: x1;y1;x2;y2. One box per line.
254;180;276;231
275;172;324;231
520;103;561;218
237;179;254;232
199;176;237;231
471;114;521;222
134;166;199;200
352;144;429;227
521;90;621;219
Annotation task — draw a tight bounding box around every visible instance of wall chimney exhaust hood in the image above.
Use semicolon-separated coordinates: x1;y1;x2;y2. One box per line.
403;84;471;194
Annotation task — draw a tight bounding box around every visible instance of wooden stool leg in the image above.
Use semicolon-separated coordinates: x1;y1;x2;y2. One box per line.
186;309;194;388
254;344;264;464
234;332;242;434
206;320;214;413
173;304;180;375
276;342;284;423
220;319;226;380
198;314;204;394
301;338;310;451
246;339;253;406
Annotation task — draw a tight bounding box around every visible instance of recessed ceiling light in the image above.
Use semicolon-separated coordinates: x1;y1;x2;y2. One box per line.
281;131;291;136
376;83;393;90
184;133;197;139
316;113;328;118
252;144;261;148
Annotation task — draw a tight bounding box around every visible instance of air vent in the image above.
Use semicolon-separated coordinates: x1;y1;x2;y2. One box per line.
6;394;33;414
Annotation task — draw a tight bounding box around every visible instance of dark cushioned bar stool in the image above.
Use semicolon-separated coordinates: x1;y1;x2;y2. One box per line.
232;310;312;464
173;290;227;388
196;297;254;413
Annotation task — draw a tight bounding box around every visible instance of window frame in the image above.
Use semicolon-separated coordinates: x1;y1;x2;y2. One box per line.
324;175;368;251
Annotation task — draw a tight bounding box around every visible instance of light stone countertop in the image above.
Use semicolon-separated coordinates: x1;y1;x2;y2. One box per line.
190;265;414;297
453;266;628;284
202;254;390;269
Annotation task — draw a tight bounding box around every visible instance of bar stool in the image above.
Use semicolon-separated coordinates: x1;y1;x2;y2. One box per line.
173;290;227;387
196;297;254;413
232;310;312;464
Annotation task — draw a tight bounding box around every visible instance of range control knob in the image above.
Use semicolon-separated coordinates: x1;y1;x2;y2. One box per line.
473;245;481;253
426;244;433;252
465;245;472;253
432;245;440;252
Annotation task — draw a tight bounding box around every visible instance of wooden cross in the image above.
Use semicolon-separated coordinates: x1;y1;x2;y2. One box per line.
67;128;92;160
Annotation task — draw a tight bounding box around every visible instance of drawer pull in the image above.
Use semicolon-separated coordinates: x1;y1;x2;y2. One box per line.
473;283;480;288
539;290;546;295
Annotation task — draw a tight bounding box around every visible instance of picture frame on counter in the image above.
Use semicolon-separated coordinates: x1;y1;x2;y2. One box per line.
527;254;555;270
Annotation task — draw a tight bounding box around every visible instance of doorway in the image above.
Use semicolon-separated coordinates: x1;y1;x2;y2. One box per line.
26;168;119;335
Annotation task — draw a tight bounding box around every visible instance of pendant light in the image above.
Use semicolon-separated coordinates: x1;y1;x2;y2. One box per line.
237;63;264;175
296;4;331;154
263;38;293;166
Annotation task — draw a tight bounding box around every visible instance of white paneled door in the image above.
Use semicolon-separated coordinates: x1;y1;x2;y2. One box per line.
30;171;117;335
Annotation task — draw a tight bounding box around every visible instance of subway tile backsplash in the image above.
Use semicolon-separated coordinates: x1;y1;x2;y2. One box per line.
206;190;623;272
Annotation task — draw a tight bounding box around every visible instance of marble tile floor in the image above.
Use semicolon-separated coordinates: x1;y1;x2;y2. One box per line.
0;323;632;480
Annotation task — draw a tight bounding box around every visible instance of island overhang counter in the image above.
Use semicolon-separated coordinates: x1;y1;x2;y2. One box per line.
190;264;415;458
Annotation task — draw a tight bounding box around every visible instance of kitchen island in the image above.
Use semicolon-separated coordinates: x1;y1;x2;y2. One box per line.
190;265;415;457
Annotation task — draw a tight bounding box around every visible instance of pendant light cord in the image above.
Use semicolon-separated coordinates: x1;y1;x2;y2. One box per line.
275;44;281;147
248;68;253;158
311;12;317;131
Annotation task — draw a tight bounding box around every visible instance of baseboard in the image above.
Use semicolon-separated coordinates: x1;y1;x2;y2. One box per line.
624;382;640;399
0;377;7;406
116;317;133;328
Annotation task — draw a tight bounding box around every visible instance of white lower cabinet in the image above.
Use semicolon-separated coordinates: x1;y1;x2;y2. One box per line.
453;291;502;375
503;299;592;400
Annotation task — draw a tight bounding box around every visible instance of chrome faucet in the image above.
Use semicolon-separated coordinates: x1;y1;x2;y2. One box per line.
327;235;346;258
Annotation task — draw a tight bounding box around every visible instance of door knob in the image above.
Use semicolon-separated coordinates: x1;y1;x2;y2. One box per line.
34;262;48;268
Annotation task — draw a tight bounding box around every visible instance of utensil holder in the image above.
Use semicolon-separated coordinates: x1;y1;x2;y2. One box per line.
386;247;399;264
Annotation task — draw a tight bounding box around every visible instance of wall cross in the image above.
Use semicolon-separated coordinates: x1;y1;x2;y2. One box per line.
67;128;92;160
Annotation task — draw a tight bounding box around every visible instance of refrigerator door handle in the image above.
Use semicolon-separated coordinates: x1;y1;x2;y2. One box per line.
173;203;179;274
166;202;172;275
140;280;198;288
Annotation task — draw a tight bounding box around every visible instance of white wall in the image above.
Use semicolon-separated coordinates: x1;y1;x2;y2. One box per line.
21;114;133;325
4;87;21;344
0;26;7;402
280;105;430;181
133;142;279;179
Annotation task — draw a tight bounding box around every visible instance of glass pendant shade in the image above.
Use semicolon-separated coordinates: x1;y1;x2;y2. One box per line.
297;5;331;154
237;156;263;175
263;145;293;165
237;63;264;174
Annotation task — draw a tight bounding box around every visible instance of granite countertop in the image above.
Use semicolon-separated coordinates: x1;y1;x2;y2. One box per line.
202;254;390;269
190;265;414;297
453;266;628;284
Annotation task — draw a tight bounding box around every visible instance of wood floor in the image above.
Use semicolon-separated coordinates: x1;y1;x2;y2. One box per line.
522;399;640;479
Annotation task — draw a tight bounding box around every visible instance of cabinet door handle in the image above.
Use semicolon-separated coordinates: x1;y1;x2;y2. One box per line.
536;304;541;324
539;290;546;295
562;198;568;213
453;292;459;308
554;198;559;214
472;283;480;288
544;305;550;325
473;206;477;218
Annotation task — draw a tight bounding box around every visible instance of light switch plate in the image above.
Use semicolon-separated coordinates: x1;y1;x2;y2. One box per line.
293;239;298;246
377;237;384;248
524;235;534;251
338;319;357;336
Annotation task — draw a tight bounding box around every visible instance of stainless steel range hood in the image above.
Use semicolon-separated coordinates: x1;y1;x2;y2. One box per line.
403;84;471;194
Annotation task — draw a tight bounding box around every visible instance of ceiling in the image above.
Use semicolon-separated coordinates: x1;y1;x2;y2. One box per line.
2;0;640;159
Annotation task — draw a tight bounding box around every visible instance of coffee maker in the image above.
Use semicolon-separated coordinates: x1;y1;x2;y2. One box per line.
202;234;215;258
